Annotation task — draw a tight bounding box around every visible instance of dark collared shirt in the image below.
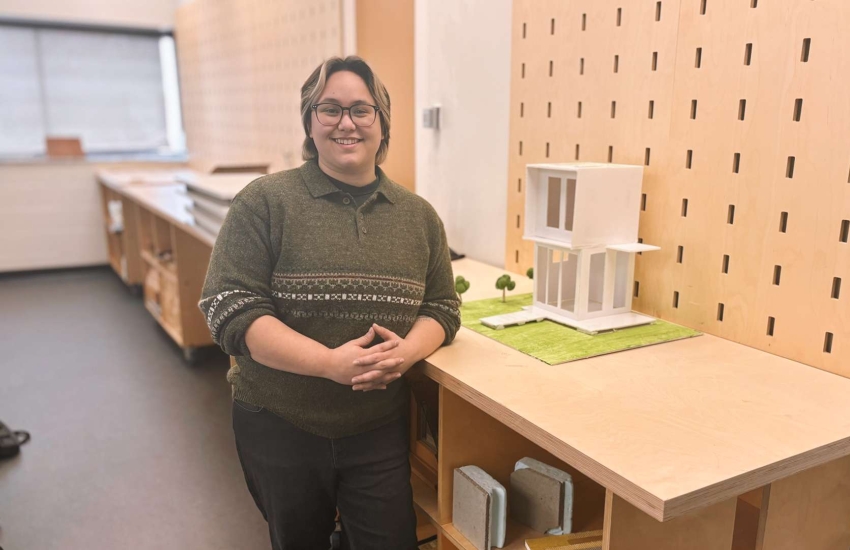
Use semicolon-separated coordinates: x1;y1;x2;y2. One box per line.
327;175;379;207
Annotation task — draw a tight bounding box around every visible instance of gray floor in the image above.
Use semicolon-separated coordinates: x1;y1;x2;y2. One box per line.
0;267;270;550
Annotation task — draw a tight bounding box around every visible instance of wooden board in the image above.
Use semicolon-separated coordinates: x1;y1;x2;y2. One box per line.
507;0;850;377
757;454;850;550
731;497;761;550
120;199;144;286
356;0;415;191
603;490;736;550
173;226;214;349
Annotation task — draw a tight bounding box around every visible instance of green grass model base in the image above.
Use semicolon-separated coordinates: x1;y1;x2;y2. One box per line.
462;293;701;365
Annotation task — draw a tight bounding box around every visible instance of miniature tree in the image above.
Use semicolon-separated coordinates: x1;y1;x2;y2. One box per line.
495;274;516;303
455;275;471;304
526;267;534;280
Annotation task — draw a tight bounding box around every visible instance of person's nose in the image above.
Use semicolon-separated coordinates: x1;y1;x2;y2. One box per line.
337;109;357;131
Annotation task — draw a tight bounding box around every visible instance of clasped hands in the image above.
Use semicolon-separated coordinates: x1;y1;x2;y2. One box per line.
326;323;412;391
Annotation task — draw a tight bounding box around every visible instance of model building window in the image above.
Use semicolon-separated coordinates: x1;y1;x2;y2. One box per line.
546;249;560;307
547;177;561;228
560;252;579;312
588;252;606;312
564;179;577;231
614;251;629;308
543;175;577;236
537;246;579;313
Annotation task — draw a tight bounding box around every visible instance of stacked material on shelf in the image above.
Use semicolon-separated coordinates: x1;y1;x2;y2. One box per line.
510;457;575;534
98;169;196;188
178;172;263;237
453;465;507;550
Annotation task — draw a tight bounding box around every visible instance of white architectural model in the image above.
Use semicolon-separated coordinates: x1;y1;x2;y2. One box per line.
482;163;659;334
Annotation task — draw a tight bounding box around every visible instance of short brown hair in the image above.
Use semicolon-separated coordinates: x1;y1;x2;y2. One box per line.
300;56;391;165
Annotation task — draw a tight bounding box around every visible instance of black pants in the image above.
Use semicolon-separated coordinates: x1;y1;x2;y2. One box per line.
232;400;418;550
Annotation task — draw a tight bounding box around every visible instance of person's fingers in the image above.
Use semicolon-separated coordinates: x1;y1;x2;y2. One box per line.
354;349;403;367
351;361;404;383
353;341;399;364
351;368;403;386
371;323;399;341
350;326;375;346
358;384;388;392
353;375;399;391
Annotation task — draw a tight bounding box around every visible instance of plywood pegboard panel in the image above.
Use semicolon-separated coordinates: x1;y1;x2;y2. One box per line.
175;0;342;173
507;0;850;377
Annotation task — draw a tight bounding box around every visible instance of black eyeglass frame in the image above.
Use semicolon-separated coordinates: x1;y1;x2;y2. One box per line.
311;103;381;127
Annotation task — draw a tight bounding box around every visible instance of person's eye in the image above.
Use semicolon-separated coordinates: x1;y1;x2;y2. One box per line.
320;106;341;115
353;107;371;117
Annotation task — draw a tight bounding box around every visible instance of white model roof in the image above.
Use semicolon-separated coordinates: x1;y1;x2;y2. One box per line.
522;235;575;251
607;243;661;253
526;162;639;171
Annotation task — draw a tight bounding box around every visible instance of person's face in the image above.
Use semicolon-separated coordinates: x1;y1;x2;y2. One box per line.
310;70;383;177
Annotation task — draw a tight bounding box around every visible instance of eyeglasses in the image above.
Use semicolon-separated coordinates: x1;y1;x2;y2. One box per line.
311;103;380;127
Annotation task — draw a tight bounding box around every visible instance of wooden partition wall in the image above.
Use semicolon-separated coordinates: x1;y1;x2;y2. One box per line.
356;0;415;191
508;0;850;377
175;0;342;173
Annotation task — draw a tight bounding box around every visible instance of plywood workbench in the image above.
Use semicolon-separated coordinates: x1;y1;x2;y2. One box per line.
413;259;850;550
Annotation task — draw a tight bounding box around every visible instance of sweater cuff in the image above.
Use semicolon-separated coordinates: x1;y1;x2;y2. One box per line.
219;308;275;357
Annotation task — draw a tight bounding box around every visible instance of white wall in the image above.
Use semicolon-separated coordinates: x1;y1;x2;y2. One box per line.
0;0;178;29
0;163;108;272
415;0;512;268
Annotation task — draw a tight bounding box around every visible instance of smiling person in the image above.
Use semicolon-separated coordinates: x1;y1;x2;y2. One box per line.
198;56;460;549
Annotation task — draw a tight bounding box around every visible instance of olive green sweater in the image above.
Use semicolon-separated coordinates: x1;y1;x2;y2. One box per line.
198;160;461;438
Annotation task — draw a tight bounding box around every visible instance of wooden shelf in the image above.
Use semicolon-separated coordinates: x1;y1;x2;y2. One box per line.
411;472;440;543
412;466;602;550
411;471;438;522
140;249;177;280
144;298;184;346
441;517;543;550
411;470;541;550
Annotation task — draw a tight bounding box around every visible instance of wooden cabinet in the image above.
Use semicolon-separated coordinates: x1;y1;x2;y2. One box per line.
99;177;216;362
